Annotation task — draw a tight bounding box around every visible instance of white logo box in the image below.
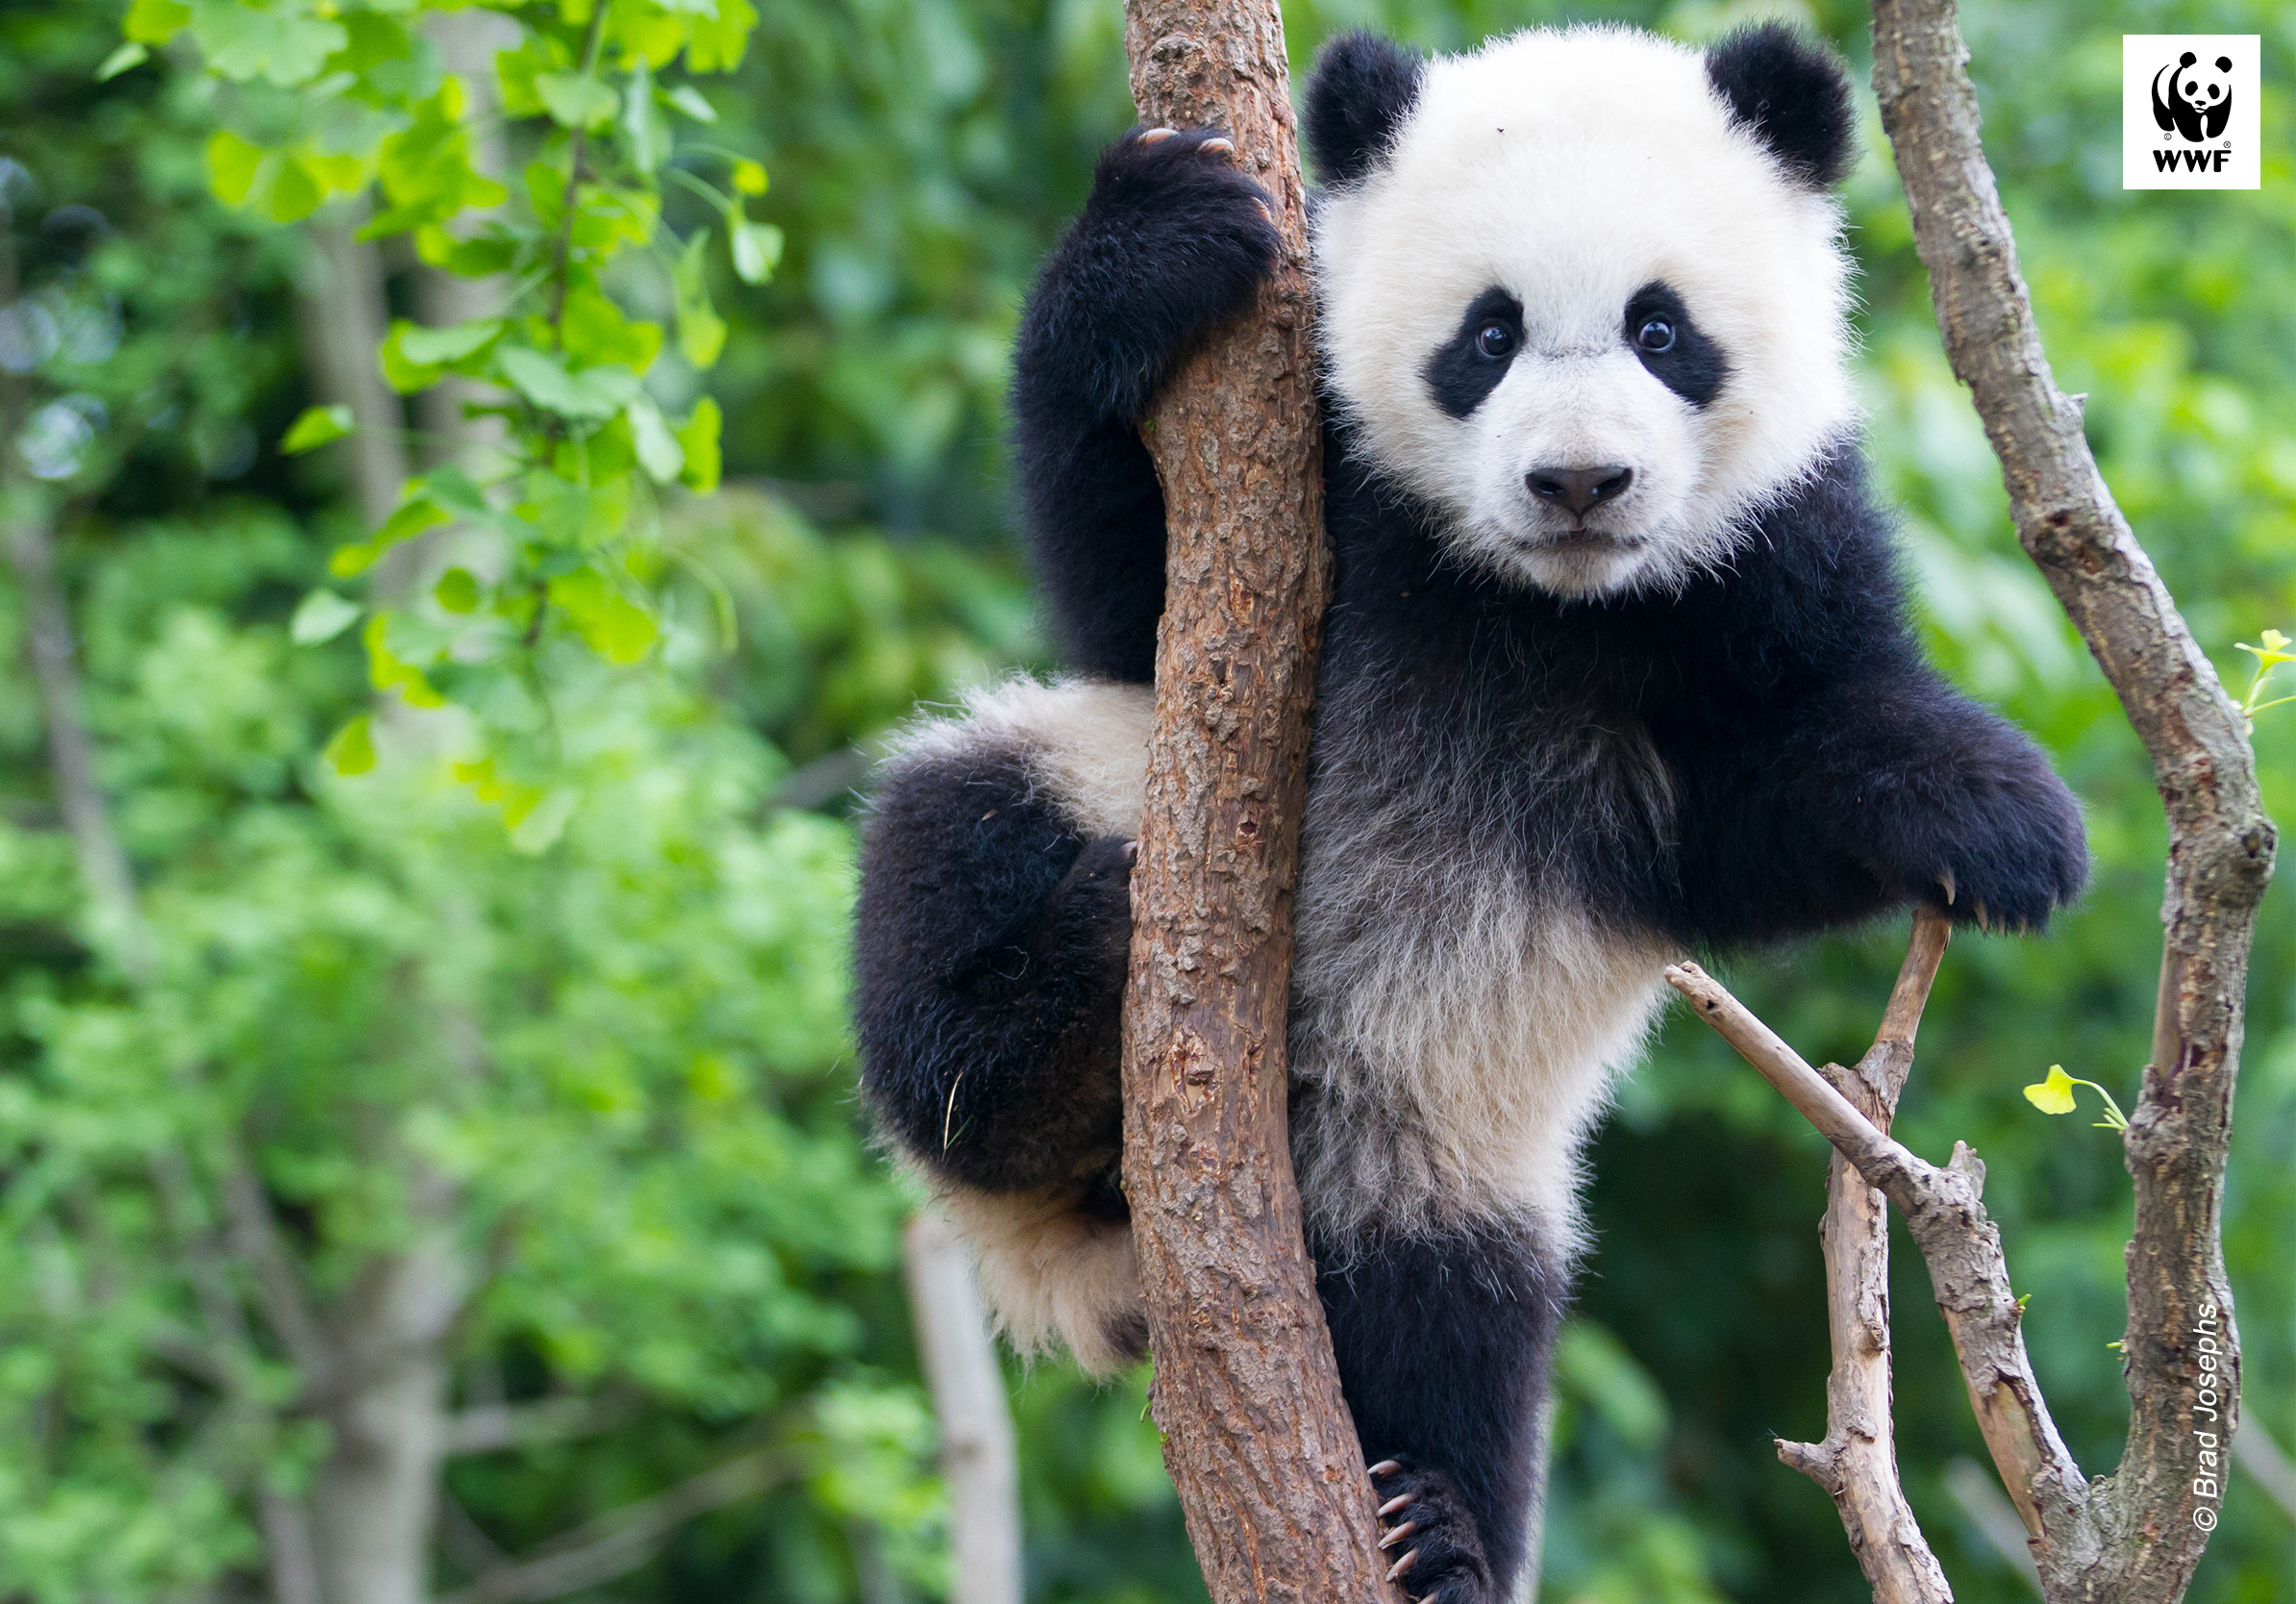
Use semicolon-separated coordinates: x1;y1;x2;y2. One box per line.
2123;35;2260;190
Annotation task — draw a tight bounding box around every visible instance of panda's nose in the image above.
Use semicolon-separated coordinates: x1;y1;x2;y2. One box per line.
1528;465;1634;519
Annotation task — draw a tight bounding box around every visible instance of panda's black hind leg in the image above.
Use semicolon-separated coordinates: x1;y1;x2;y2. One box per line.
1011;127;1281;682
853;735;1136;1194
1317;1218;1567;1602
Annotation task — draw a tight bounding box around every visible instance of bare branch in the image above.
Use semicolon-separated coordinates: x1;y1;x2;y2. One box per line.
1665;961;2085;1547
436;1450;786;1604
219;1146;331;1376
1871;0;2273;1593
441;1396;623;1457
1772;911;1955;1604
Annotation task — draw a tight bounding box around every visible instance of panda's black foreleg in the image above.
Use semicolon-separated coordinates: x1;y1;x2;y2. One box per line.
1316;1219;1566;1603
1011;127;1281;682
1667;668;2088;944
853;739;1135;1195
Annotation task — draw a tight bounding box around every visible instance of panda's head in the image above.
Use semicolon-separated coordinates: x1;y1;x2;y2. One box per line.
1307;24;1859;599
2175;51;2234;113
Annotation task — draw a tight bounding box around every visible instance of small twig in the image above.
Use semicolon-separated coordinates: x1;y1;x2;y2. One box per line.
1771;911;1955;1604
1664;959;2085;1548
545;6;610;345
436;1449;786;1604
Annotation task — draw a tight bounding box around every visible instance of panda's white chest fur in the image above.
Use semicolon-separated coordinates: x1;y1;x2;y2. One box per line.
1285;701;1677;1243
1009;673;1676;1245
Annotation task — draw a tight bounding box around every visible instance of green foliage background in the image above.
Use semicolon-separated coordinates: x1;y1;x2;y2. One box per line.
0;0;2290;1601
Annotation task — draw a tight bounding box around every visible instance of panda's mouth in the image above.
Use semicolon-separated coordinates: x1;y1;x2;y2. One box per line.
1527;528;1648;554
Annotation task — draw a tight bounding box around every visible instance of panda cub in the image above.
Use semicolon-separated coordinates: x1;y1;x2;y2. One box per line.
856;22;2085;1603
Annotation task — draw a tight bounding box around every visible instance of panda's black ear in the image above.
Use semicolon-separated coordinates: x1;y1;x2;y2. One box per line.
1306;32;1423;187
1705;22;1857;188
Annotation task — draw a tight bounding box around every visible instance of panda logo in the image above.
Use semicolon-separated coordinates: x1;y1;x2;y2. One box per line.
2152;51;2234;142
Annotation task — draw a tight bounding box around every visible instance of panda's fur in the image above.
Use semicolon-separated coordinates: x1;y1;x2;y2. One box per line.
853;23;2088;1601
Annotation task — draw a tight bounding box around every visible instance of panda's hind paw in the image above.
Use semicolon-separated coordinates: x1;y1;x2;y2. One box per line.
1366;1457;1496;1604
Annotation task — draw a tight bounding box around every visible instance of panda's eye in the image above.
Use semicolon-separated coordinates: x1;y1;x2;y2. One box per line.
1475;322;1514;359
1635;316;1676;353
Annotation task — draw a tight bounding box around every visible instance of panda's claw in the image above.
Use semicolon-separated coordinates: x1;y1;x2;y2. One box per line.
1368;1459;1402;1478
1378;1493;1410;1517
1937;868;1956;906
1386;1548;1420;1583
1199;135;1235;157
1138;126;1179;144
1378;1520;1417;1550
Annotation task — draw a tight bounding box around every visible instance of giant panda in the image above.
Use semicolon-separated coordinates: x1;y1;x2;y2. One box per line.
853;22;2087;1603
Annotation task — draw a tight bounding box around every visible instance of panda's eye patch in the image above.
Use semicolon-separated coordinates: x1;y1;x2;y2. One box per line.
1422;287;1525;419
1622;281;1727;409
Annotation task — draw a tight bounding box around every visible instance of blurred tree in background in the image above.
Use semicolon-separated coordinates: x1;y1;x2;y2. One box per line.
0;3;2288;1604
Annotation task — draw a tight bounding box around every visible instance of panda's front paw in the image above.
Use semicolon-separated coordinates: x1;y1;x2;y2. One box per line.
1907;779;2087;936
1051;126;1282;417
1368;1458;1496;1604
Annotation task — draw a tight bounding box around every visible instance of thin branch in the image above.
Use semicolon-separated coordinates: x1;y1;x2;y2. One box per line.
435;1450;786;1604
1942;1459;2042;1595
1772;911;1955;1604
903;1215;1020;1604
1664;961;2084;1543
1871;0;2273;1594
2233;1421;2296;1525
219;1145;331;1377
441;1395;624;1456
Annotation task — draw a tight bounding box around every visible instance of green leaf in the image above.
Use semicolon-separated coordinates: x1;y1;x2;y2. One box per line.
189;0;346;87
419;464;489;518
97;42;151;81
122;0;191;45
622;56;670;174
434;567;482;614
498;347;641;420
558;290;662;369
205;129;266;208
672;234;727;369
281;404;354;455
397;318;503;368
626;396;685;484
373;496;452;550
550;567;659;664
675;397;721;493
663;85;718;123
534;72;619;130
732;159;767;196
729;219;784;286
290;589;362;645
686;0;759;73
322;714;376;775
363;614;446;708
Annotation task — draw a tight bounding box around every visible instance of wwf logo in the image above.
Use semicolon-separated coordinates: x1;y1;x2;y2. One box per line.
2151;50;2234;143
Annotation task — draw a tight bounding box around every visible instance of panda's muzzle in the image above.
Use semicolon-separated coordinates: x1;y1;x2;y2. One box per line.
1527;464;1634;522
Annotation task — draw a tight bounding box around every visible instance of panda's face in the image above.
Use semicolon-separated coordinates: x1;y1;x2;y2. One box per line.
2179;62;2230;106
1312;27;1858;599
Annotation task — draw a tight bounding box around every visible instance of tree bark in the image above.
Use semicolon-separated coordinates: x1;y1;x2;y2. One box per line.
903;1215;1022;1604
1869;1;2274;1595
1112;3;1396;1602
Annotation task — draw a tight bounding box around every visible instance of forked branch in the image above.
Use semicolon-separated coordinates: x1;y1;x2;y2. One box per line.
1770;910;1955;1604
1664;957;2084;1556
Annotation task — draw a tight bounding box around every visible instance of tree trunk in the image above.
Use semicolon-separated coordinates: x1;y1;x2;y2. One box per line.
312;1179;467;1604
1112;2;1397;1600
295;214;408;530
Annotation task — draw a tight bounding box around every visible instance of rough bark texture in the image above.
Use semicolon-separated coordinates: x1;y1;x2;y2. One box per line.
1871;0;2274;1595
1113;4;1395;1600
904;1215;1022;1604
1773;911;1955;1604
